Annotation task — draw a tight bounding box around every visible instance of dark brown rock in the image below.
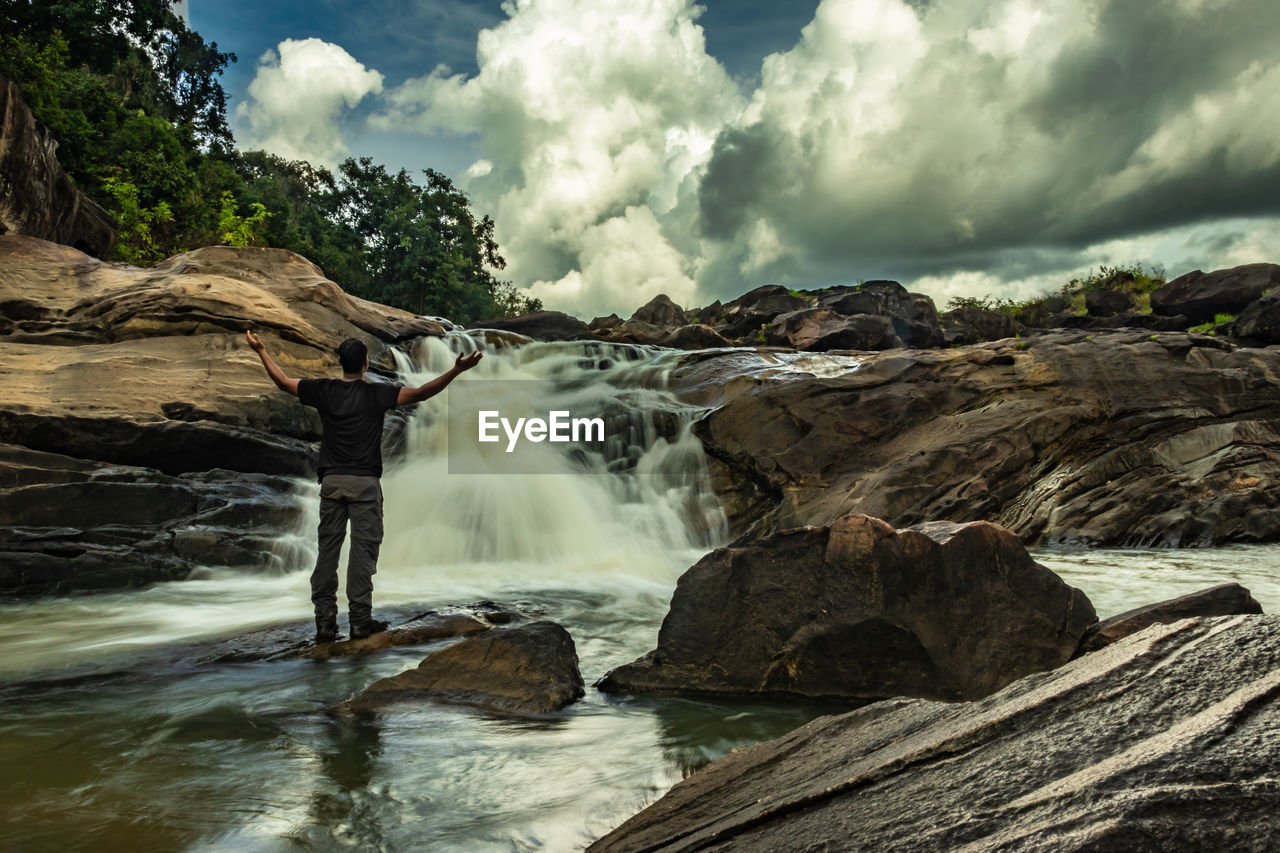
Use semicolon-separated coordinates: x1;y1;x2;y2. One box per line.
598;514;1095;703
1231;289;1280;344
680;330;1280;546
1086;288;1133;317
629;293;687;328
715;285;809;339
341;620;584;714
467;310;590;341
938;306;1023;345
660;323;731;350
1077;583;1263;655
764;308;901;351
589;615;1280;853
0;443;304;595
0;75;115;257
1150;263;1280;324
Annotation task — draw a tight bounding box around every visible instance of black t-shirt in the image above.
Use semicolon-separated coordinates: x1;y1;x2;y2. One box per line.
297;378;403;481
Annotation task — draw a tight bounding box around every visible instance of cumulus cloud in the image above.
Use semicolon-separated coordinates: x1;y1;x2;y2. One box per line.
698;0;1280;302
373;0;1280;314
236;38;384;168
374;0;743;314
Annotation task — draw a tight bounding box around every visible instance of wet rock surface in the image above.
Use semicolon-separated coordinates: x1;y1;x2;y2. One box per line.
590;615;1280;853
0;443;304;594
599;514;1095;703
198;604;516;664
1077;583;1263;655
678;329;1280;546
340;620;584;715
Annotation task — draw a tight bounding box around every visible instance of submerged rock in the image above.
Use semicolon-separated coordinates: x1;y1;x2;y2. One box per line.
1077;583;1263;655
341;620;584;715
590;614;1280;852
598;514;1095;703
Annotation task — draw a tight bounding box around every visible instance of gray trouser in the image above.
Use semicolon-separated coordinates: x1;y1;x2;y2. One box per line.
311;474;384;626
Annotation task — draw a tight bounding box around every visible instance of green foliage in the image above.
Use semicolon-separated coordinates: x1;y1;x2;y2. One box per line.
217;191;271;247
101;177;175;264
948;262;1168;326
0;1;529;322
1214;313;1236;325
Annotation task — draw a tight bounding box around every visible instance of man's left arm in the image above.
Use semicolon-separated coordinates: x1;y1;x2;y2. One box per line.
396;351;482;406
246;330;300;397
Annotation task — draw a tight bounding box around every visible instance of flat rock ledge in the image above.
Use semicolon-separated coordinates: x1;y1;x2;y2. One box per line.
590;614;1280;852
197;604;517;664
599;514;1095;703
338;620;584;715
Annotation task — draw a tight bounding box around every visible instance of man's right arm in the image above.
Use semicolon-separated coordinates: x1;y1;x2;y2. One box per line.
246;330;300;397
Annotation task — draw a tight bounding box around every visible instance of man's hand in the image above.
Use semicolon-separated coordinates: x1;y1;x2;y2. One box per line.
455;351;483;372
246;329;299;396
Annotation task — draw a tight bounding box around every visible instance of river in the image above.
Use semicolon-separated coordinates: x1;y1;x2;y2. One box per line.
1;338;1276;851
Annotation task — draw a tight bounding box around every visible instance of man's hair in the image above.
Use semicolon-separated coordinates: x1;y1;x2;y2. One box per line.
338;339;368;374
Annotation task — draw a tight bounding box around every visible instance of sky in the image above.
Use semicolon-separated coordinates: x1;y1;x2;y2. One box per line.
188;0;1280;318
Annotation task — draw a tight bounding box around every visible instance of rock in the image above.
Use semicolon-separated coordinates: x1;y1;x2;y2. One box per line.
592;319;670;346
764;308;901;351
817;281;943;348
629;293;687;328
0;76;115;258
1230;289;1280;344
660;324;731;350
681;330;1280;546
0;443;305;594
0;236;439;478
1086;288;1133;317
1150;263;1280;323
938;306;1023;345
466;310;590;341
589;313;624;331
589;615;1280;853
715;285;809;340
598;514;1095;703
1077;583;1263;655
341;621;584;715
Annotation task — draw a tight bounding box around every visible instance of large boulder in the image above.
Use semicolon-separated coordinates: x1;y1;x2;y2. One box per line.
598;514;1096;703
1150;263;1280;323
0;236;445;592
660;323;731;350
939;306;1023;345
0;237;439;477
764;308;901;351
341;620;584;714
1230;289;1280;344
1086;288;1133;317
629;293;687;328
0;76;115;257
589;615;1280;852
467;310;590;341
1077;583;1263;655
678;330;1280;546
714;285;809;340
818;281;943;348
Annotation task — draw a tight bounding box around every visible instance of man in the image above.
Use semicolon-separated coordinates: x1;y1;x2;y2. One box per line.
246;330;482;642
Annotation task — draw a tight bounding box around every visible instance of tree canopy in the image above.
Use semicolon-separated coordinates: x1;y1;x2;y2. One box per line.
0;0;538;323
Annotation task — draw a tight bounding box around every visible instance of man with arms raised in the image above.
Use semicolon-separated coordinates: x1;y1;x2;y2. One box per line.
246;331;482;642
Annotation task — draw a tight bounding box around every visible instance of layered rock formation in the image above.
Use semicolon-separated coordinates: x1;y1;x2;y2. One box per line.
677;329;1280;546
590;615;1280;852
0;76;116;257
0;236;445;593
599;515;1095;703
341;620;585;714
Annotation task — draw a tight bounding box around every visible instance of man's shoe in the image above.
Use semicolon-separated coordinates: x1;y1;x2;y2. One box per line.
315;627;341;644
350;618;390;640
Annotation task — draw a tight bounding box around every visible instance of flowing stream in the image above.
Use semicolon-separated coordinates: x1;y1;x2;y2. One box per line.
1;338;1278;851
